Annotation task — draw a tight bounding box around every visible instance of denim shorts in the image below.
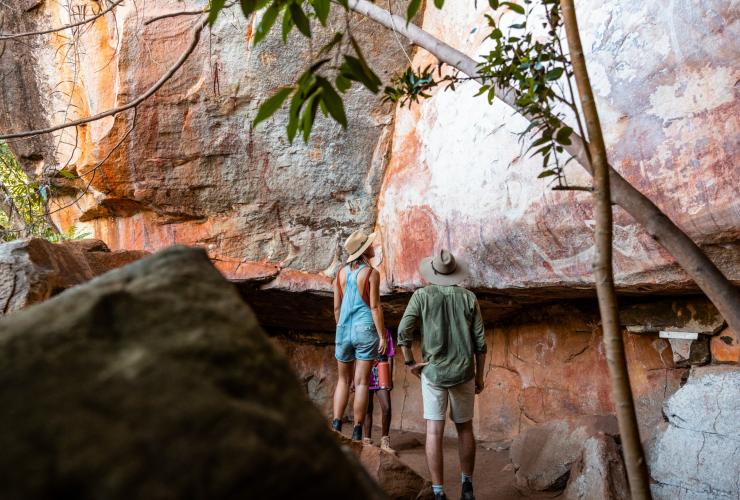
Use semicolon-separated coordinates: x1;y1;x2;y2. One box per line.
335;323;379;362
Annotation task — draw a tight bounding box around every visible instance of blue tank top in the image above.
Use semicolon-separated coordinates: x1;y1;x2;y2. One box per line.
337;264;374;327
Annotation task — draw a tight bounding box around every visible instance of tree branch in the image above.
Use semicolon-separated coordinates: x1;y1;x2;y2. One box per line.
0;0;126;41
143;1;237;25
0;16;208;141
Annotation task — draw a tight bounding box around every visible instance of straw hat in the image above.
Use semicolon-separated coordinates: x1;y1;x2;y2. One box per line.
419;249;469;285
344;230;376;262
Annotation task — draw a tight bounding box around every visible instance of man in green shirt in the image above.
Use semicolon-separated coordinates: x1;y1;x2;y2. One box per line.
397;250;487;500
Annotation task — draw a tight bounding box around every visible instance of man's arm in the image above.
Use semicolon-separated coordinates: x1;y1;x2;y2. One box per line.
397;292;427;377
472;298;487;393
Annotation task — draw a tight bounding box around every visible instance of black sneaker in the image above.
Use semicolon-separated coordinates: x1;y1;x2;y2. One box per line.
434;492;447;500
460;479;474;500
351;424;363;441
331;419;342;432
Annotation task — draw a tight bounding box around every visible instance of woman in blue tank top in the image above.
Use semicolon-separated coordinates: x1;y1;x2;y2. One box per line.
331;230;388;441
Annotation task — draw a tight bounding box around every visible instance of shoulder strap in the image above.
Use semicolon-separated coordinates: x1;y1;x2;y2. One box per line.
339;265;373;307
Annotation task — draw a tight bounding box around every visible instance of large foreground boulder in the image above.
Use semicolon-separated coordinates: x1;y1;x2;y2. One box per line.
509;415;620;493
0;246;385;500
0;237;147;315
649;365;740;499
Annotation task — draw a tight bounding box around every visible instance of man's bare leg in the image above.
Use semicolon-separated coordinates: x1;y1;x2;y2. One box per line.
456;420;476;474
426;419;446;486
456;420;476;498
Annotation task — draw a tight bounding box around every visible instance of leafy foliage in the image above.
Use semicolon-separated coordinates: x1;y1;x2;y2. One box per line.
253;33;381;142
383;66;440;107
0;142;59;242
476;0;577;182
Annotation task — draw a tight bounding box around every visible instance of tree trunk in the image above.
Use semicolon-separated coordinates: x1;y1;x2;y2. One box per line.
347;0;740;335
559;1;652;498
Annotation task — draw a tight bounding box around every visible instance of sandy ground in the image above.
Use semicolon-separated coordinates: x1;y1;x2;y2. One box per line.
355;427;559;500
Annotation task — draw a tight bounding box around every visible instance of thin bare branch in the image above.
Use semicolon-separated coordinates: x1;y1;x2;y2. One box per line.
0;0;126;41
143;1;237;26
0;16;208;141
47;107;138;218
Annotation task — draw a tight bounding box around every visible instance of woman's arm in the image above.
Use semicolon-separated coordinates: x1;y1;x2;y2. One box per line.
368;269;387;355
333;268;343;324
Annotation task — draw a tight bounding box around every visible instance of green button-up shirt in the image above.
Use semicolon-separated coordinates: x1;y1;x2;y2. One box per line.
397;285;487;387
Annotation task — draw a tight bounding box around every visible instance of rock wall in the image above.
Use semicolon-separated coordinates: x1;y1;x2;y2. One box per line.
0;0;410;290
377;0;740;292
1;0;738;295
272;303;689;443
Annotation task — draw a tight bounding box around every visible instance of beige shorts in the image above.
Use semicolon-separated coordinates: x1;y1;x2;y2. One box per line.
421;373;475;423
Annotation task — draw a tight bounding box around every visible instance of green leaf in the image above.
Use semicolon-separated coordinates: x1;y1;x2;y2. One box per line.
317;77;348;127
531;144;552;157
312;0;330;25
253;87;294;126
208;0;227;26
406;0;422;21
319;32;344;56
488;0;499;9
289;3;311;37
555;126;572;145
433;0;444;8
58;169;77;179
253;2;281;45
287;91;304;143
342;55;381;93
538;169;556;178
529;135;550;149
473;84;490;97
545;67;564;81
240;0;267;17
335;74;352;93
502;1;525;14
487;86;496;104
281;9;294;42
307;58;330;75
301;92;322;142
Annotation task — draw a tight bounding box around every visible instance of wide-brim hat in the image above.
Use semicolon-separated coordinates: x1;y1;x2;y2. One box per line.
344;230;377;262
419;249;469;286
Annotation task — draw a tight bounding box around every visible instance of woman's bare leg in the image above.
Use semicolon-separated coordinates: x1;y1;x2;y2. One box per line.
333;360;354;421
353;359;375;426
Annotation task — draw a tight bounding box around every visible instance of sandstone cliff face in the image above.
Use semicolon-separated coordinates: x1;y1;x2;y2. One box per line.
1;0;737;294
273;303;689;443
1;0;410;290
377;0;740;291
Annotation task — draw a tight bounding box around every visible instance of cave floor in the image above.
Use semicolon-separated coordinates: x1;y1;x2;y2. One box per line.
358;428;559;500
